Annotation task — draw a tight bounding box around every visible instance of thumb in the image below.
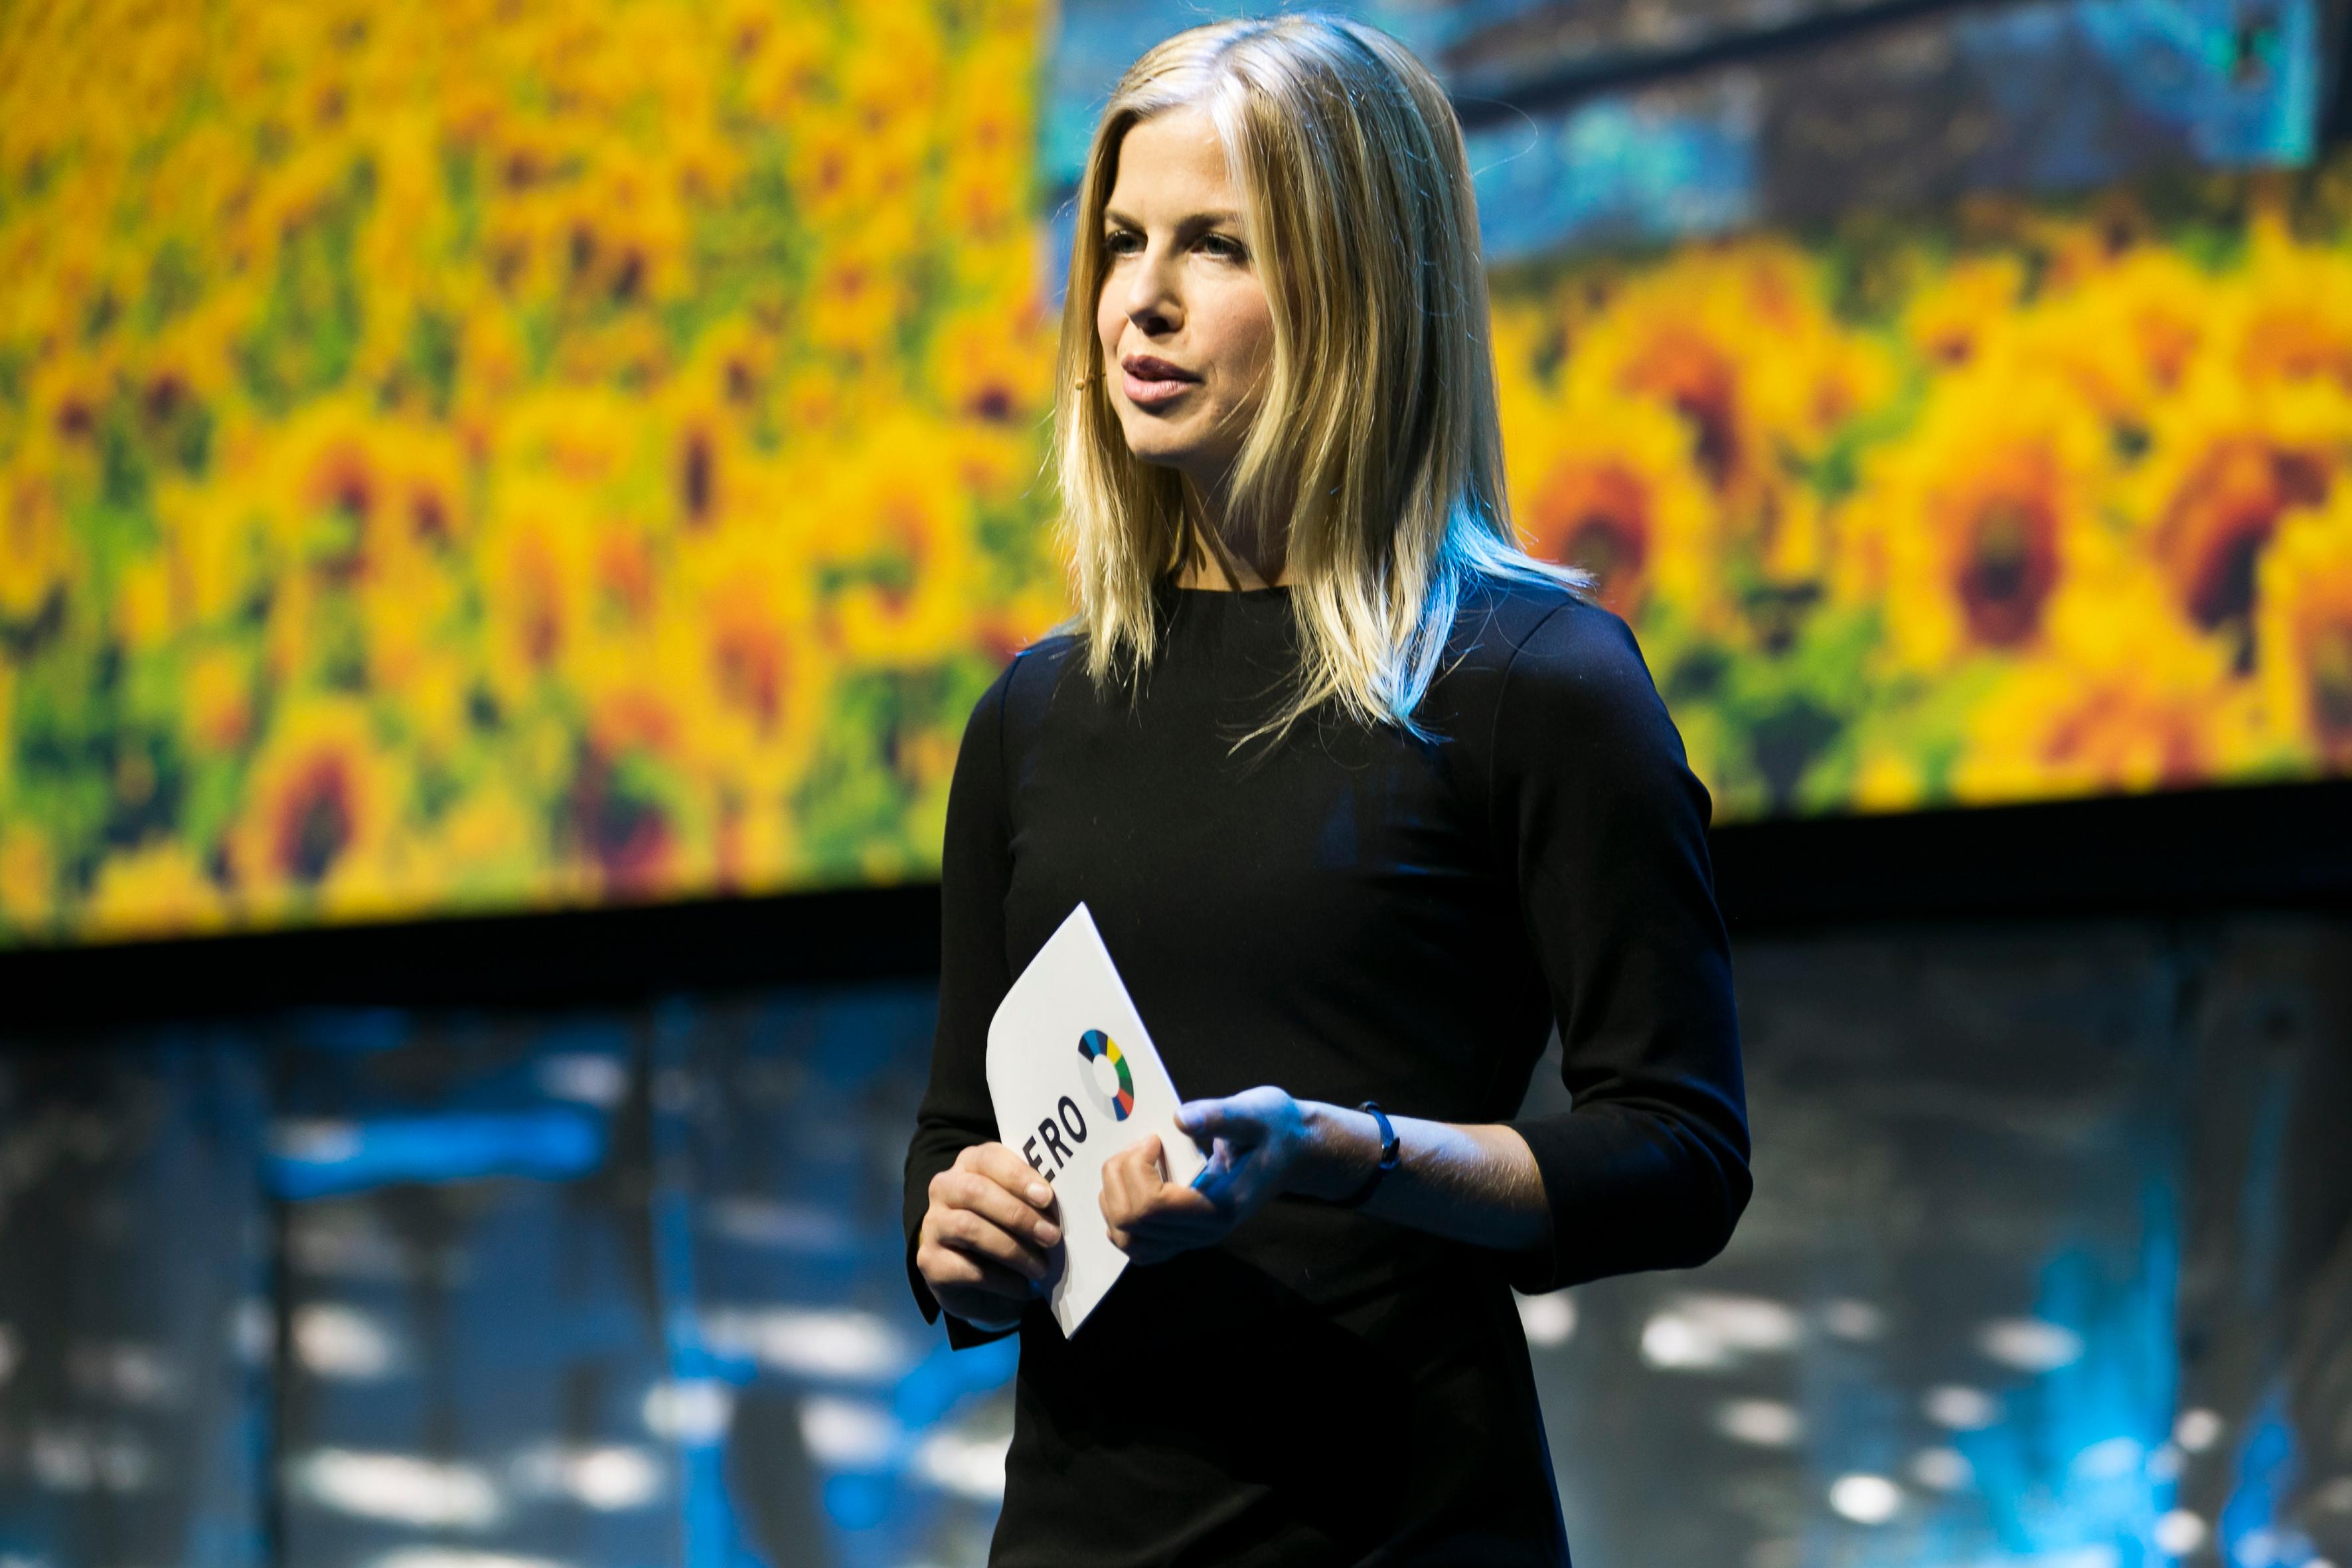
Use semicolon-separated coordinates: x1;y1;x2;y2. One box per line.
1173;1098;1215;1138
1176;1097;1250;1142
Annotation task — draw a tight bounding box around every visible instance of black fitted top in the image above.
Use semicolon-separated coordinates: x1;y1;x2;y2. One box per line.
902;574;1751;1567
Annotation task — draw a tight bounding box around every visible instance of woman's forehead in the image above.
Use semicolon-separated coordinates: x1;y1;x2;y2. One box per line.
1109;108;1237;208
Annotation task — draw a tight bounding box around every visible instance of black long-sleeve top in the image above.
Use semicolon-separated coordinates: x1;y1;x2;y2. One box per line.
902;574;1751;1567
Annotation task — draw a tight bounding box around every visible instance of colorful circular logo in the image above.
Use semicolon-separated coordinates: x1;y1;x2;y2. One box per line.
1077;1029;1136;1121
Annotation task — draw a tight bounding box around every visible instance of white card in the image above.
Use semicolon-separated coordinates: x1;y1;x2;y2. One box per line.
985;901;1207;1336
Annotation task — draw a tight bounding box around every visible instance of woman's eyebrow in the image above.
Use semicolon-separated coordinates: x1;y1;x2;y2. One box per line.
1103;207;1245;231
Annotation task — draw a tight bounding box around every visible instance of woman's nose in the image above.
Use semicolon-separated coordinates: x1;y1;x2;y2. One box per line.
1123;249;1182;331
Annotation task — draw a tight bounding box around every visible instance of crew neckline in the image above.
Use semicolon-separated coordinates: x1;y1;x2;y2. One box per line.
1164;581;1294;597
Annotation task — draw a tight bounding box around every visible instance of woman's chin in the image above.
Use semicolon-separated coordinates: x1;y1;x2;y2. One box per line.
1121;433;1215;477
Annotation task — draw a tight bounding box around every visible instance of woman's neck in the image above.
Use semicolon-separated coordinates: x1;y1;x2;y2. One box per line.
1175;480;1293;590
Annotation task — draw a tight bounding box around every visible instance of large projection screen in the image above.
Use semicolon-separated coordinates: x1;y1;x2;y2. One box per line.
1;0;2344;946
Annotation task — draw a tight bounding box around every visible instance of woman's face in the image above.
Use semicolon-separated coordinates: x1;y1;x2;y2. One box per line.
1095;106;1275;500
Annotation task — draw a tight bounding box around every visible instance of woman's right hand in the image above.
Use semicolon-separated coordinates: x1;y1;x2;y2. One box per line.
915;1142;1063;1332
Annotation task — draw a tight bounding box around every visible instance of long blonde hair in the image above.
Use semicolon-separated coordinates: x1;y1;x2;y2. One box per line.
1049;11;1591;745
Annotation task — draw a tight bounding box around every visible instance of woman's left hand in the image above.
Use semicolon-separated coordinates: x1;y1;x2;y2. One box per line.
1099;1085;1315;1265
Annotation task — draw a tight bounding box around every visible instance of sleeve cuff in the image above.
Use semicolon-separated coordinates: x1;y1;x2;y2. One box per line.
1500;1114;1581;1295
1502;1105;1750;1295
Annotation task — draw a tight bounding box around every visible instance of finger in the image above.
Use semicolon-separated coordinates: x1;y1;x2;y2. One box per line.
931;1206;1052;1281
923;1245;1034;1300
920;1243;1040;1302
1112;1184;1220;1257
1137;1180;1222;1223
1101;1136;1158;1184
1101;1156;1142;1251
955;1143;1058;1215
1101;1146;1146;1229
933;1167;1062;1247
1176;1097;1261;1146
1173;1099;1223;1142
1102;1137;1165;1219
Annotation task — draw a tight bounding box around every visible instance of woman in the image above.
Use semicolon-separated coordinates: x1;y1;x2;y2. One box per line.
902;13;1750;1565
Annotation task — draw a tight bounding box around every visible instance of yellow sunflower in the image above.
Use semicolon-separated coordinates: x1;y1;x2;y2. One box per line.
402;780;546;917
673;520;831;799
1902;254;2027;370
1503;392;1718;628
153;466;271;632
259;397;469;588
2126;367;2352;647
351;112;445;383
808;416;984;666
19;338;121;510
688;316;787;421
1953;572;2262;805
0;824;58;936
1840;364;2118;671
735;0;836;125
801;230;913;362
1560;237;1890;569
714;789;803;899
2009;247;2214;423
562;645;718;902
183;646;258;759
939;31;1038;246
82;842;230;943
567;140;691;310
228;695;412;923
924;303;1054;429
2224;216;2352;396
479;469;596;707
137;290;247;443
1;465;78;623
2255;495;2352;768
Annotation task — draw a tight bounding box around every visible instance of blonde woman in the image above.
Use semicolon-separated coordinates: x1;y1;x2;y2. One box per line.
903;13;1749;1563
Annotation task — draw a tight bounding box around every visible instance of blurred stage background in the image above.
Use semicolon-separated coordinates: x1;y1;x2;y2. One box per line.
2;0;2350;1565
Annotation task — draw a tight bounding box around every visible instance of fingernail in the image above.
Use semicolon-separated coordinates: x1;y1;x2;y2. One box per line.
1036;1220;1061;1244
1028;1184;1052;1205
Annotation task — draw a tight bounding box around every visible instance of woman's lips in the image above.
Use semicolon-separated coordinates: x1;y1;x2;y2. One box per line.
1121;358;1198;407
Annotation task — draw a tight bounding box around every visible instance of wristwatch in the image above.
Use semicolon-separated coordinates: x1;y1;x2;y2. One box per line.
1332;1100;1400;1209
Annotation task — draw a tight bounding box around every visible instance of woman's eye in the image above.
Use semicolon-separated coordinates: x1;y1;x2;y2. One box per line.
1105;230;1140;255
1202;235;1245;260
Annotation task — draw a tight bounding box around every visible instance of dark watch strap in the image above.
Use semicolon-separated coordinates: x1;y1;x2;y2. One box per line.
1332;1100;1399;1210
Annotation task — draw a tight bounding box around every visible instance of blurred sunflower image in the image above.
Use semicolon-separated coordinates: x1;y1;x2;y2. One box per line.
1559;238;1891;578
0;0;1063;943
2257;495;2352;769
2227;212;2352;396
2126;368;2352;661
6;0;2352;946
1504;392;1721;628
228;696;413;923
1837;364;2120;671
1952;572;2268;804
1485;149;2352;820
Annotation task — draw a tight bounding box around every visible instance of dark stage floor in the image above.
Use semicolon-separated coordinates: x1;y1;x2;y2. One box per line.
0;913;2345;1568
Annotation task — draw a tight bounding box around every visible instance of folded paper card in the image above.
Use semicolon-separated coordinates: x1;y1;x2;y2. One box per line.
986;901;1207;1336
